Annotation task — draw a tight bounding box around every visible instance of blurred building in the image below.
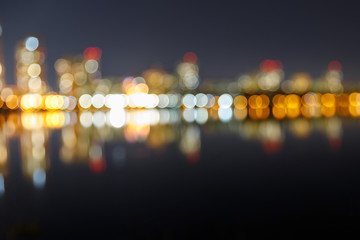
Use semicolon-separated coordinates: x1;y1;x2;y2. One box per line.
324;61;343;93
15;36;47;94
177;52;200;92
281;73;312;94
55;56;90;97
55;48;110;99
83;47;102;81
142;69;177;94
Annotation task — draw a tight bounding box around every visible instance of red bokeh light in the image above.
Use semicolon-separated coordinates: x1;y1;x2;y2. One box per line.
328;60;342;72
260;59;283;73
83;47;102;60
186;152;200;164
183;52;198;64
329;137;341;150
89;158;106;174
262;140;283;154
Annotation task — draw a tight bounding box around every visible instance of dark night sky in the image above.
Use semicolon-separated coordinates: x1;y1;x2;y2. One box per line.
1;0;360;88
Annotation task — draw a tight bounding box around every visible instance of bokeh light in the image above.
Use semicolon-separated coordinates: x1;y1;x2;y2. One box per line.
25;37;39;51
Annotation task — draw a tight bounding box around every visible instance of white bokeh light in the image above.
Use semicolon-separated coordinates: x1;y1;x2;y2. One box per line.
218;94;233;109
25;37;39;51
182;94;196;109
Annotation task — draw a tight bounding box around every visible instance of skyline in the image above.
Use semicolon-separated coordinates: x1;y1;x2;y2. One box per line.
1;0;360;88
0;28;355;93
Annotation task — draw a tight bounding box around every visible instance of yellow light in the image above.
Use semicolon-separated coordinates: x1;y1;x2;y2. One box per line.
124;122;151;143
45;112;65;128
234;95;247;110
272;94;286;107
209;108;219;120
234;108;247;120
285;94;300;108
21;112;43;130
211;96;220;110
286;107;300;119
336;94;349;116
290;119;311;138
272;106;286;119
27;63;41;77
321;93;336;107
249;107;270;120
301;105;321;118
337;94;349;108
349;105;360;117
349;92;360;107
248;95;269;109
45;96;53;109
56;96;64;109
0;145;7;165
44;95;64;110
260;95;270;108
322;106;336;117
20;94;42;110
248;95;257;109
291;73;311;93
5;95;19;110
134;83;149;94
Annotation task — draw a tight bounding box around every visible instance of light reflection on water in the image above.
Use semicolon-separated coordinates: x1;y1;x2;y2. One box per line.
0;108;350;191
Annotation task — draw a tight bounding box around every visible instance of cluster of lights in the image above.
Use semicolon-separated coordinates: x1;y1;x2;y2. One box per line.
8;93;360;131
19;94;77;111
234;60;344;95
15;36;47;94
177;52;199;90
78;93;182;110
79;109;180;129
271;92;360;119
3;91;360;122
181;92;360;121
20;111;73;129
55;47;102;98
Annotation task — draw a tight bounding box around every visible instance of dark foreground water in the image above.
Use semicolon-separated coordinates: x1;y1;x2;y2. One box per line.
0;111;360;238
